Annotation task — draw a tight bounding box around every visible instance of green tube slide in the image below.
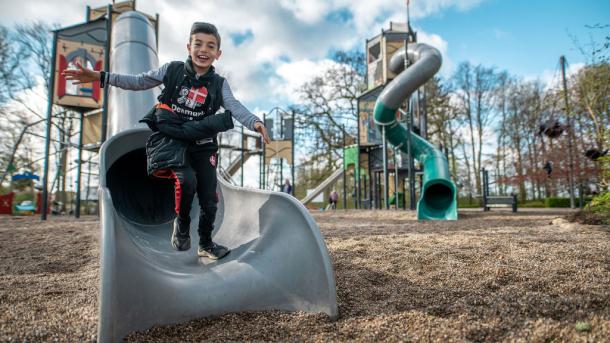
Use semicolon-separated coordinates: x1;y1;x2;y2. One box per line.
374;43;457;220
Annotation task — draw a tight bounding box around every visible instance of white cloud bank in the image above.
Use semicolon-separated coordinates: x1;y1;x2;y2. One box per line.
0;0;485;109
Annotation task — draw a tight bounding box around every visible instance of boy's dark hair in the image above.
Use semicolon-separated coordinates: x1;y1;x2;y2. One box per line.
190;22;221;48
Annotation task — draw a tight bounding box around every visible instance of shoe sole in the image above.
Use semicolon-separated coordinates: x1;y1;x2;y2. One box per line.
197;249;230;260
172;238;191;251
171;226;191;251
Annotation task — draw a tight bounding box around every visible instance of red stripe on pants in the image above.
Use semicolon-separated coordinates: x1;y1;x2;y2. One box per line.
171;170;182;214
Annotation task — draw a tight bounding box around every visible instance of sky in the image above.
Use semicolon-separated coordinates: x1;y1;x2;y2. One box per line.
1;0;608;189
1;0;608;114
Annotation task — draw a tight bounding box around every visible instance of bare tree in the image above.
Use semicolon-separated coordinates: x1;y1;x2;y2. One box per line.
292;51;365;181
424;77;459;178
15;21;57;91
494;71;512;195
0;25;31;105
451;62;499;195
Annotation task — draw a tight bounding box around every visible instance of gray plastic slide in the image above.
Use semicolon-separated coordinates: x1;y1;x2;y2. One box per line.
96;12;337;343
300;168;344;205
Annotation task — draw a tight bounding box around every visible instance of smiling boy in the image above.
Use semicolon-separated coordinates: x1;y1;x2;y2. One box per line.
64;22;270;260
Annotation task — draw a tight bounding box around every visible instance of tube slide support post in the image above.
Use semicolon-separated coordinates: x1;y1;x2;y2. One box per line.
41;31;58;221
75;111;84;218
382;126;389;209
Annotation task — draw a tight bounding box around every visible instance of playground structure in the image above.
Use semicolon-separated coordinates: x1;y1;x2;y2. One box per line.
327;22;457;220
215;22;458;220
0;172;52;215
36;4;337;341
28;8;458;221
214;106;296;193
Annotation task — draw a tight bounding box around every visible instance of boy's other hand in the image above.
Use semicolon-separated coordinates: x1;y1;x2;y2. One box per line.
254;122;271;144
62;62;100;85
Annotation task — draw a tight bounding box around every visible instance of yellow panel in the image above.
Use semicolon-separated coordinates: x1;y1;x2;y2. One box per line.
112;0;136;12
89;7;107;21
386;40;406;80
358;99;375;144
360;152;369;171
83;111;102;146
264;140;292;164
90;1;156;27
53;39;105;109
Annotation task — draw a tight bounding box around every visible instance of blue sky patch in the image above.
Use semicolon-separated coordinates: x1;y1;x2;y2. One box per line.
325;8;353;24
230;30;254;47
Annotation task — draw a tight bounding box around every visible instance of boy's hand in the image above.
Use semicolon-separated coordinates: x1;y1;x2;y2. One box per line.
254;122;271;144
62;62;100;84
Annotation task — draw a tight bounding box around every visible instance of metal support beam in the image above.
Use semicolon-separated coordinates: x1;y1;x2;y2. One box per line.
41;32;58;221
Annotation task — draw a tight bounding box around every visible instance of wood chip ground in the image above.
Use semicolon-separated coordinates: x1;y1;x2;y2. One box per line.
1;209;608;342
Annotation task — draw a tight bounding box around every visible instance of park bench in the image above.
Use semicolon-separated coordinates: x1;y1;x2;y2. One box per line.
483;194;518;212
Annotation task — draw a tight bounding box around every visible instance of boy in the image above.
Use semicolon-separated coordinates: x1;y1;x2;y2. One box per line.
64;22;270;260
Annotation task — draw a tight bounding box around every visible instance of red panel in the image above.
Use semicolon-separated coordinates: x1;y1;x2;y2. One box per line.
57;55;67;98
35;192;50;214
0;192;14;215
93;60;102;102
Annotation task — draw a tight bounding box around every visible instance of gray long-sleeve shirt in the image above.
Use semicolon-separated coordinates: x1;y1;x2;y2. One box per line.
106;63;261;131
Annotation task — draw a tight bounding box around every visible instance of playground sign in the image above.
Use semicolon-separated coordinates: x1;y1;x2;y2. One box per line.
53;19;107;109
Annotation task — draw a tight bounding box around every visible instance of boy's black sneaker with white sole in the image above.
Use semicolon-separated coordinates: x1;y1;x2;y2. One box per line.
197;242;230;260
171;218;191;251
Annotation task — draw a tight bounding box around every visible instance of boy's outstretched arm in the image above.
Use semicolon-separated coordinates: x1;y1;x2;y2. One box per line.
221;80;271;144
62;62;168;90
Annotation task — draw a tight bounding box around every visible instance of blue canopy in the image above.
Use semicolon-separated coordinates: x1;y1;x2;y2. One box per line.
12;172;40;181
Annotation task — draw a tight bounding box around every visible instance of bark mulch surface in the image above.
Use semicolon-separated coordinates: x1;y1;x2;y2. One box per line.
1;209;608;342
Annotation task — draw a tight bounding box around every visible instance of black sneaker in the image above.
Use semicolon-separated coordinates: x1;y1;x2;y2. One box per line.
197;242;230;260
171;218;191;251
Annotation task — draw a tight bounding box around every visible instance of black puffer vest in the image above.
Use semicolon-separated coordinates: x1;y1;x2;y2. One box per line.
142;58;226;177
159;58;225;151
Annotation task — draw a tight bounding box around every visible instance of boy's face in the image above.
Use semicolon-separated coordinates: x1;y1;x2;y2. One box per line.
187;33;222;72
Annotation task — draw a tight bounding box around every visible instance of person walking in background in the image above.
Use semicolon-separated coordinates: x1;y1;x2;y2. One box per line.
282;179;293;195
329;190;339;210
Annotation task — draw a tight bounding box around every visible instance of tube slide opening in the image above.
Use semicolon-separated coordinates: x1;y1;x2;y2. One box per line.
422;183;454;211
106;148;175;225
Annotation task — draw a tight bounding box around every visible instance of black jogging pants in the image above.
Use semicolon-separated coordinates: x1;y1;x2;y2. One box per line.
171;148;218;246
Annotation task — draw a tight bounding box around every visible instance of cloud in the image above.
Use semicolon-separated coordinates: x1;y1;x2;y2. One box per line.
524;62;585;89
273;59;341;103
415;29;453;77
1;0;486;115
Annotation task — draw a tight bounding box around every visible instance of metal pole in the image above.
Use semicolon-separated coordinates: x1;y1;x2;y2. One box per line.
291;110;295;196
75;111;84;218
240;125;244;187
560;55;575;209
482;168;489;211
261;113;266;189
404;7;416;211
407;98;416;210
393;147;399;209
85;154;92;215
100;4;112;143
41;31;58;221
356;101;361;209
421;86;427;139
154;13;160;50
382;126;389;209
342;125;347;209
279;111;283;190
